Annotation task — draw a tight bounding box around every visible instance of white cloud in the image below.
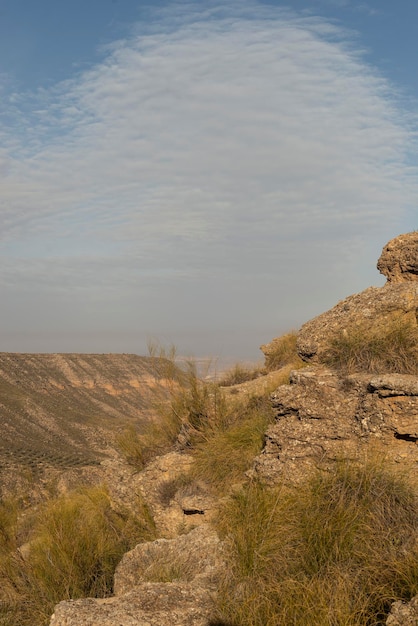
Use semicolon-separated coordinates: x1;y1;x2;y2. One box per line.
0;1;417;354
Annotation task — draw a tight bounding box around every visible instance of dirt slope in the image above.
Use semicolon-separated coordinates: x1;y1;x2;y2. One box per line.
0;353;167;477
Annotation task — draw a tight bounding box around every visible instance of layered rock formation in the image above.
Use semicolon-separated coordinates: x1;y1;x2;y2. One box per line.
0;352;180;500
253;366;418;484
257;232;418;483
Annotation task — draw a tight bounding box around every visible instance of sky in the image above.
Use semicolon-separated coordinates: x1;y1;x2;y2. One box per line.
0;0;417;364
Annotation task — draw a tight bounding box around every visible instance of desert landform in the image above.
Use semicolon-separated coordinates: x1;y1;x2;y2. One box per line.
0;232;417;626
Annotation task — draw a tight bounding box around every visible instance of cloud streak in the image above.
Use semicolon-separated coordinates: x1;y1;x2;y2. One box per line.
0;1;417;356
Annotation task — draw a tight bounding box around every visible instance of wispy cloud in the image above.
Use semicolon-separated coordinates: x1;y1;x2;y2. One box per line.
0;1;417;352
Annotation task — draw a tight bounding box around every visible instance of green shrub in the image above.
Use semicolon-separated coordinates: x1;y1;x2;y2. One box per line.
324;318;418;374
215;461;418;625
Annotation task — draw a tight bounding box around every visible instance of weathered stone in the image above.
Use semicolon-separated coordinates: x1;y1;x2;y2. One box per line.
253;367;418;485
386;593;418;625
49;525;224;626
134;452;217;537
114;525;223;595
377;231;418;283
294;232;418;364
49;582;216;626
295;282;418;363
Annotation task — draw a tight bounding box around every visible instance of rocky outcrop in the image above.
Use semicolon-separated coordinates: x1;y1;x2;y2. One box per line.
296;282;418;363
378;231;418;282
253;367;418;484
114;525;224;595
256;233;418;483
47;232;418;625
49;525;224;626
49;583;216;626
386;594;418;625
133;451;216;537
289;232;418;363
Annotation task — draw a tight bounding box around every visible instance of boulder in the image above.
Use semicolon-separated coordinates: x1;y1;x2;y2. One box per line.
49;525;224;626
268;233;418;364
296;282;418;363
49;582;216;626
386;594;418;625
114;525;224;595
377;231;418;283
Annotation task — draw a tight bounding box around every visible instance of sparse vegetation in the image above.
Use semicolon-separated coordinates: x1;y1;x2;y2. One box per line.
120;348;275;492
116;424;146;470
0;486;155;626
3;319;418;625
263;331;304;372
218;363;265;386
214;461;418;626
191;395;274;490
324;317;418;374
157;473;196;506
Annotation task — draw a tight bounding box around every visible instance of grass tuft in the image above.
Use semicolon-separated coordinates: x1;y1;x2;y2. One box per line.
263;331;304;372
215;461;418;625
324;318;418;374
0;486;155;626
218;363;265;387
191;395;274;491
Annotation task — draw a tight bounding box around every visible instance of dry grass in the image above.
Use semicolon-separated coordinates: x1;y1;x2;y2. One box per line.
0;486;155;626
324;318;418;374
191;395;274;491
117;344;234;469
218;363;265;387
117;346;276;493
215;460;418;625
263;331;304;372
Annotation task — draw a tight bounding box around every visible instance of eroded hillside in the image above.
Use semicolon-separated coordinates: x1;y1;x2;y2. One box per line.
0;353;168;480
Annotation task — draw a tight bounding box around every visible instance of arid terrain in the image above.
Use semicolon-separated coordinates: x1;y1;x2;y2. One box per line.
0;232;417;626
0;353;168;490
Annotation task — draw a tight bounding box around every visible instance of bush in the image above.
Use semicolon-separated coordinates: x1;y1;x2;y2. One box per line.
215;461;418;625
218;363;265;387
0;486;155;626
116;424;146;470
117;347;234;467
191;395;274;491
263;331;304;372
324;318;418;374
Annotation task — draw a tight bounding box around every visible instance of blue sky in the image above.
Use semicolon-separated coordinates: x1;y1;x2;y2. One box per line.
0;0;417;363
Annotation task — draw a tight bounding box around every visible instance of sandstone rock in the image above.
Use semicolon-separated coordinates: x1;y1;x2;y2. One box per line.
377;231;418;283
253;367;418;484
49;582;216;626
134;452;217;537
114;525;224;595
386;593;418;625
294;232;418;364
49;525;224;626
296;282;418;363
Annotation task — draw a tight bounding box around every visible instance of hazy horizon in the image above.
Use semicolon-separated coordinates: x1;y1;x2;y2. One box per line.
1;0;416;363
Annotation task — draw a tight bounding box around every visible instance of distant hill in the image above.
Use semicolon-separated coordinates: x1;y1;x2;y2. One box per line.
0;353;167;478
